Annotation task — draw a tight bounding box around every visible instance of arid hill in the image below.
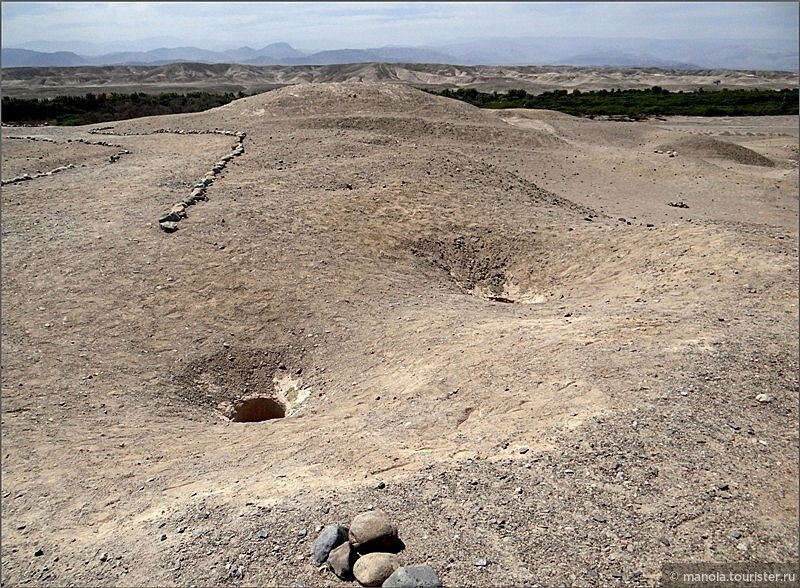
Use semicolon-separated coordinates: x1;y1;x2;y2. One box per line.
1;82;797;587
2;62;798;98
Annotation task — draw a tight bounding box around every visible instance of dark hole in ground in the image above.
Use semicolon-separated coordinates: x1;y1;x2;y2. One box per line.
487;295;515;303
231;397;286;422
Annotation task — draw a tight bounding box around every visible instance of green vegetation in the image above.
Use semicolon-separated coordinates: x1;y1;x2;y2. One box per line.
1;91;248;125
426;86;798;118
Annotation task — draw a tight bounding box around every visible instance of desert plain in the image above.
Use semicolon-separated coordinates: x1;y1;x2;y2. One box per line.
1;69;798;587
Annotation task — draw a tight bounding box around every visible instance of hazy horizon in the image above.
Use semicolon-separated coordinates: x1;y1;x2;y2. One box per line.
2;2;797;54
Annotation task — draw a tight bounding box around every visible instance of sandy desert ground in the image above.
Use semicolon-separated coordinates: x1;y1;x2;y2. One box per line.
1;81;798;587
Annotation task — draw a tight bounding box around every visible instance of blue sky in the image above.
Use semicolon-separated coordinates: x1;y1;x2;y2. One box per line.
2;2;797;53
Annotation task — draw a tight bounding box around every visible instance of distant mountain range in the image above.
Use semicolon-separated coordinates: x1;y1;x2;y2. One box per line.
3;37;798;72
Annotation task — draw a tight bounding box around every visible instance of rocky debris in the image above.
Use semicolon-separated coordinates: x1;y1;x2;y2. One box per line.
654;149;678;157
353;552;401;587
755;393;774;403
1;164;75;185
327;541;356;581
349;509;399;553
108;150;129;163
1;173;33;185
312;510;439;586
158;211;185;224
151;127;246;233
159;221;179;233
383;565;443;588
667;201;690;208
313;524;349;565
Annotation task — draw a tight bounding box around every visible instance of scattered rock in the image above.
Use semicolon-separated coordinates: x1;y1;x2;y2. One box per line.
352;552;400;587
518;446;529;455
473;558;488;567
383;565;443;588
159;221;179;233
313;524;348;565
327;541;356;581
755;393;774;403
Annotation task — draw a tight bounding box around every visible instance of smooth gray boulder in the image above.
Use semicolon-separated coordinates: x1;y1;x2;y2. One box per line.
382;565;443;587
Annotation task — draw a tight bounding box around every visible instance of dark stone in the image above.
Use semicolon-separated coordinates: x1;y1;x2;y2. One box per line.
327;541;356;581
158;212;182;223
313;524;348;565
382;565;443;587
159;221;179;233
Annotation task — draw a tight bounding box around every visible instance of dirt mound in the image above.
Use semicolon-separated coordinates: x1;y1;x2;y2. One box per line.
220;82;491;121
296;113;566;149
657;135;775;167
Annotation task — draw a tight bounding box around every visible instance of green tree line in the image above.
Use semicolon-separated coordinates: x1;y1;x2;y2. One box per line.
427;86;798;117
2;91;248;126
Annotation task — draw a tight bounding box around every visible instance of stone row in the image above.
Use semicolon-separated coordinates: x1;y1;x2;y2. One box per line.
6;136;60;144
159;130;247;233
6;135;127;152
90;127;242;138
1;164;76;186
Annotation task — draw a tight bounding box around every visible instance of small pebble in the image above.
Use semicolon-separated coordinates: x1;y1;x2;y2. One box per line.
473;558;488;567
518;446;529;455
